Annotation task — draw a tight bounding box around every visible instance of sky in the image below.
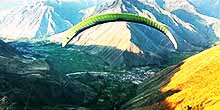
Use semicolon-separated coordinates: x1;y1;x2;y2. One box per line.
0;0;23;10
0;0;23;19
0;0;103;10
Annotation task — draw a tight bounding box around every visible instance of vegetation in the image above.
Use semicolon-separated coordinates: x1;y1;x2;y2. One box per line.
122;46;220;110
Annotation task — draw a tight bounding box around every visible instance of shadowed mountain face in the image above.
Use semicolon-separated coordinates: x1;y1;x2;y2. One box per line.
0;41;99;110
0;39;49;74
0;40;20;57
121;45;220;110
50;0;219;67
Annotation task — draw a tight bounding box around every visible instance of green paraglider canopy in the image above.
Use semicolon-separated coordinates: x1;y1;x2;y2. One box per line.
62;13;178;49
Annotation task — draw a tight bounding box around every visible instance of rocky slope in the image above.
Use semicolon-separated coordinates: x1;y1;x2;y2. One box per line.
121;45;220;110
50;0;220;67
0;0;101;40
161;0;220;39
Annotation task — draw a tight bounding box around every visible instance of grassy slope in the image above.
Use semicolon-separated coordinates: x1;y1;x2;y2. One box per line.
122;46;220;110
162;45;220;110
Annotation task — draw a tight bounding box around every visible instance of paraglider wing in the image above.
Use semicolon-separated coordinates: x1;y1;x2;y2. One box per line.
62;13;178;49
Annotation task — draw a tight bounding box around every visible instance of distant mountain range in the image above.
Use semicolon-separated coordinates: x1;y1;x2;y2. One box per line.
0;0;220;66
0;0;102;39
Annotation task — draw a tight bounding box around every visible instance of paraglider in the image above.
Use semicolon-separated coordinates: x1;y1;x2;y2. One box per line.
62;13;178;49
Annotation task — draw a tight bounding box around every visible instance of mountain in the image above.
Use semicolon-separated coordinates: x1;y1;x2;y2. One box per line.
158;0;220;39
1;0;219;66
0;0;102;40
121;45;220;110
50;0;220;67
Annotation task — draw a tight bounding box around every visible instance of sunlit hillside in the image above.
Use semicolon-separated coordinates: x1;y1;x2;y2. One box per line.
122;45;220;110
162;46;220;110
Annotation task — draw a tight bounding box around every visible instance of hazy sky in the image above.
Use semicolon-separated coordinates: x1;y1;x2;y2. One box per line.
0;0;24;18
0;0;103;10
0;0;25;10
0;0;103;18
